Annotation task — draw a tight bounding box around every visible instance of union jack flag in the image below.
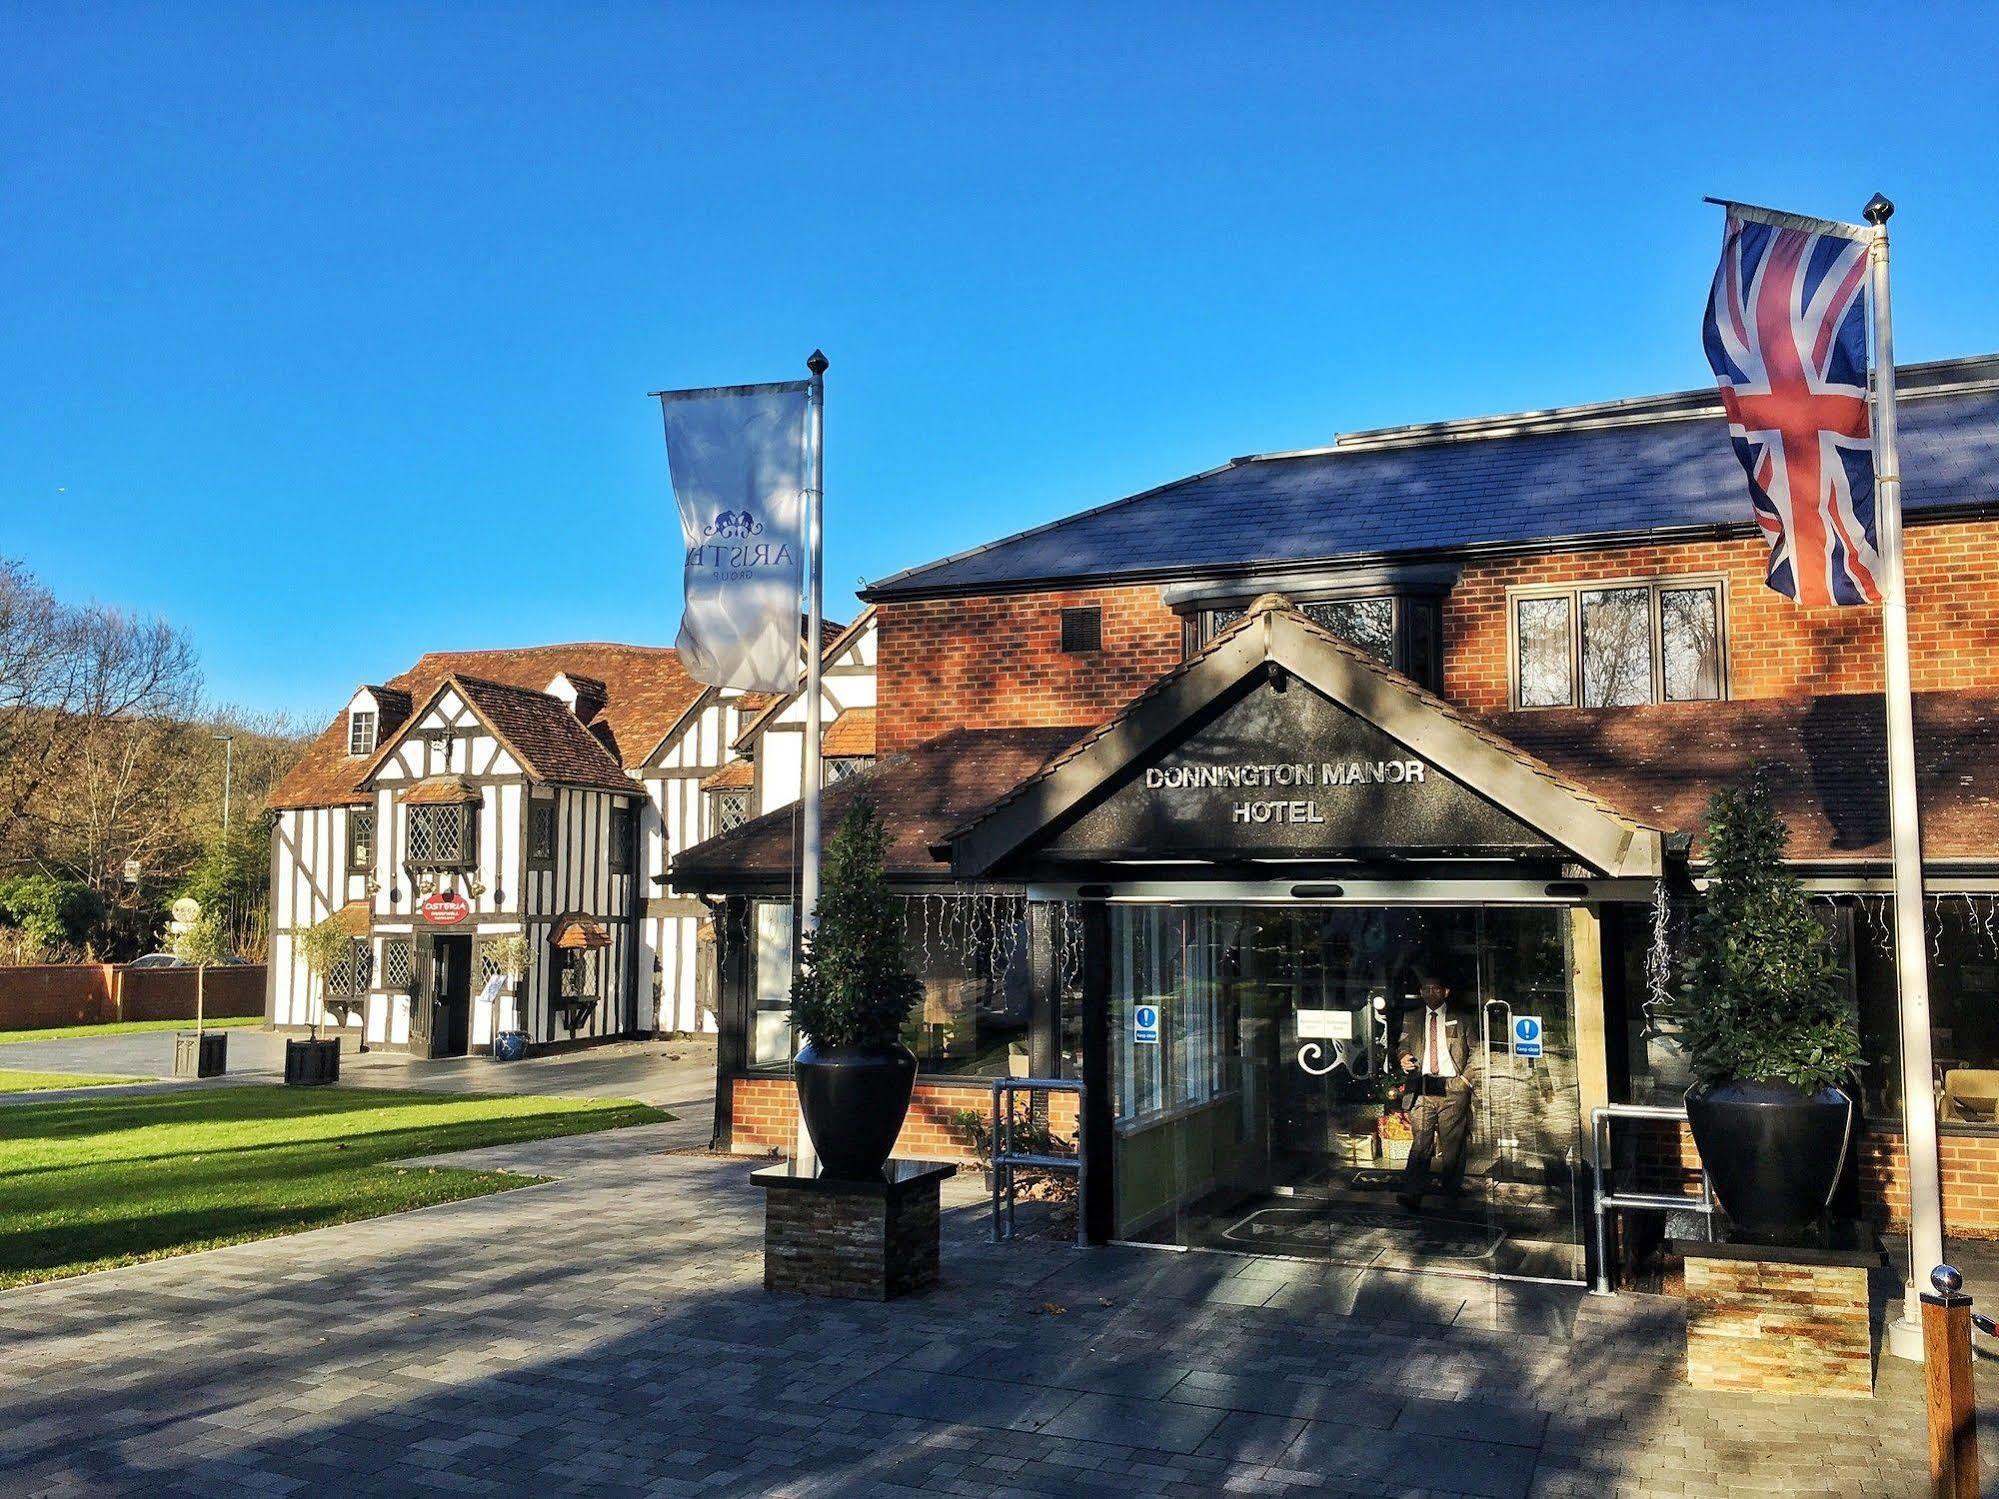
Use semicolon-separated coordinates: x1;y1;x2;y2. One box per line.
1702;206;1880;606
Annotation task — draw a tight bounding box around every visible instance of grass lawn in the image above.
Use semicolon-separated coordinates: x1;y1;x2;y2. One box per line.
0;1070;148;1092
0;1016;264;1045
0;1086;668;1288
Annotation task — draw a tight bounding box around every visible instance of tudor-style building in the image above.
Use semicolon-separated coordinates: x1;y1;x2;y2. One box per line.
266;626;876;1054
674;352;1999;1284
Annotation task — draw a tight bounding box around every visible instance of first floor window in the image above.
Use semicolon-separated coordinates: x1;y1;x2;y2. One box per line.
1513;579;1723;709
609;805;633;871
1204;594;1440;689
346;809;374;870
382;938;413;989
324;938;372;998
407;803;476;867
711;789;751;835
528;801;557;866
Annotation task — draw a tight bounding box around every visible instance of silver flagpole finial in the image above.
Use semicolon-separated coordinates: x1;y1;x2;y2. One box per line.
1864;193;1895;225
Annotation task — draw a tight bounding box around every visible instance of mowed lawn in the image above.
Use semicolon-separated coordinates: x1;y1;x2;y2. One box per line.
0;1070;147;1092
0;1086;667;1288
0;1016;263;1045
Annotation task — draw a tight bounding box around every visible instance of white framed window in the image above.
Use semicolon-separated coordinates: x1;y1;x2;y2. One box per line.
348;711;378;757
1510;577;1725;710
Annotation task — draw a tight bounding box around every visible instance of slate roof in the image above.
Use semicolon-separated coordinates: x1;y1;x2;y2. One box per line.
271;643;699;809
1496;691;1999;865
670;686;1999;886
867;356;1999;599
671;726;1086;886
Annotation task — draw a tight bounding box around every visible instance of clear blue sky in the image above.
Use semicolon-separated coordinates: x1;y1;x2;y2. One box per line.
6;3;1998;723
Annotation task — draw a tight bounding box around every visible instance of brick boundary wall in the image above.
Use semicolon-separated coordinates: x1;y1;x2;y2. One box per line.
733;1075;1081;1164
1626;1115;1999;1240
0;964;267;1031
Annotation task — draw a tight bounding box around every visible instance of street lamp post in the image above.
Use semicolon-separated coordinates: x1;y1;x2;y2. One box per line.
212;732;235;830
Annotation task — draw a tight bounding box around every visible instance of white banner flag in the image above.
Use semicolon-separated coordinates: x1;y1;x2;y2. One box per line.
659;380;811;692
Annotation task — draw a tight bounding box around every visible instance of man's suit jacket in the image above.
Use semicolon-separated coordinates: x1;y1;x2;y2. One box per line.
1398;1004;1473;1082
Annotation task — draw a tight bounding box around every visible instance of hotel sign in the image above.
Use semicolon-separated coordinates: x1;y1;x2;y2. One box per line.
1044;679;1548;862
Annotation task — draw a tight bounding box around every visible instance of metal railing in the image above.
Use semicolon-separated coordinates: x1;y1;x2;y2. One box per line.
990;1077;1086;1248
1590;1101;1715;1295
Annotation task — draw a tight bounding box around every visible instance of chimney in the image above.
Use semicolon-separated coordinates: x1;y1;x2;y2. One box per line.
546;672;608;724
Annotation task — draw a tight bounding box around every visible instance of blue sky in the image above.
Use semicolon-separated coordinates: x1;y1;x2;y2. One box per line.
5;2;1998;723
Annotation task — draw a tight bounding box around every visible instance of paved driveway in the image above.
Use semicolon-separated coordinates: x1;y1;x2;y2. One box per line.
2;1122;1989;1497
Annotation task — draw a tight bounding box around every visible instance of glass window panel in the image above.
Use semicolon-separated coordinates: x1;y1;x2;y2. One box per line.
751;900;794;1065
1401;598;1441;690
1660;587;1722;701
1302;598;1395;663
1515;596;1574;707
1580;587;1654;707
899;897;1032;1077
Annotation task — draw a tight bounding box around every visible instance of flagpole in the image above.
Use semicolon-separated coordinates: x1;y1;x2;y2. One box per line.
1865;194;1945;1361
794;348;829;1174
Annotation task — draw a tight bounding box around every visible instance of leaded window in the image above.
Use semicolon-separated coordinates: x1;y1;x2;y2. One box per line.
407;804;476;868
528;802;557;867
478;942;503;985
1513;580;1724;710
712;789;750;835
346;809;374;870
609;806;633;871
325;938;372;998
560;949;598;998
382;938;413;989
825;756;873;785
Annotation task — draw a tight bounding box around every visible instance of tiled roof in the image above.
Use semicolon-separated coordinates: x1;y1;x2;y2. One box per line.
449;675;636;796
731;606;877;751
401;774;482;806
867;356;1999;598
701;760;754;792
1494;690;1999;865
672;726;1085;884
272;642;700;809
822;707;878;757
671;687;1999;885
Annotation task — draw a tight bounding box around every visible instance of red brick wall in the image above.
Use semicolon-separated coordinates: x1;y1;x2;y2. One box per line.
732;1075;1080;1164
876;586;1183;752
1624;1116;1999;1240
1446;521;1999;714
0;964;266;1031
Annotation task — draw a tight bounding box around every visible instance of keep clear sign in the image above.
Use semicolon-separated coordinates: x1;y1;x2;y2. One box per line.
1133;1003;1161;1046
1512;1014;1544;1059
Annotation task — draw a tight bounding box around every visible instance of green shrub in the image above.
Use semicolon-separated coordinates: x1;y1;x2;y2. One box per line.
789;802;922;1051
0;875;106;959
1670;774;1860;1093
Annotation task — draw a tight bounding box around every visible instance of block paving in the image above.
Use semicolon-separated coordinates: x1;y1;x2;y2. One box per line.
3;1106;1996;1497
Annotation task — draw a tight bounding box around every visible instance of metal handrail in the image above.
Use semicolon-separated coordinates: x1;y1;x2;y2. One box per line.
991;1077;1086;1248
1590;1101;1715;1295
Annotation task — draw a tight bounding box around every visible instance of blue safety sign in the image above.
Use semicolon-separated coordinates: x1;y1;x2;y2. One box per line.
1512;1014;1543;1059
1133;1003;1160;1045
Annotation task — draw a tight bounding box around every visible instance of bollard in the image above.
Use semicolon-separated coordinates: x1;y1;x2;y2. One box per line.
1922;1265;1979;1499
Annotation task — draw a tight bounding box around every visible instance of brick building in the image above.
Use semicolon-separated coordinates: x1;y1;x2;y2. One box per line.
674;354;1999;1284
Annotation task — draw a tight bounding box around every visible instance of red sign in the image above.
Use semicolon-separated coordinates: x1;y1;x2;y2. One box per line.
421;892;470;926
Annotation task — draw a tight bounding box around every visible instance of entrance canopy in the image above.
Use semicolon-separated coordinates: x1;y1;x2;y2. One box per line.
949;595;1666;881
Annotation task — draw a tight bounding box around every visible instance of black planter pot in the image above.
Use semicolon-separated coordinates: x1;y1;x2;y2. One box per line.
1685;1079;1854;1242
794;1041;918;1180
284;1036;341;1087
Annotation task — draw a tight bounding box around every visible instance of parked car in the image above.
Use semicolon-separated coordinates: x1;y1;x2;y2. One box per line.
127;952;249;968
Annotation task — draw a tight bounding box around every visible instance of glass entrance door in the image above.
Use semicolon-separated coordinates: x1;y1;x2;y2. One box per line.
1109;903;1587;1283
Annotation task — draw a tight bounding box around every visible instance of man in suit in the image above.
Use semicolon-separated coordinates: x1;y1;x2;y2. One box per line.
1394;971;1475;1212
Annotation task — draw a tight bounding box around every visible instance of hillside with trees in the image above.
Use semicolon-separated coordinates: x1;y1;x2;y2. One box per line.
0;558;306;962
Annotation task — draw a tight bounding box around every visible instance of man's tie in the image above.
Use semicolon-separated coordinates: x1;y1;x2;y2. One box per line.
1426;1009;1439;1075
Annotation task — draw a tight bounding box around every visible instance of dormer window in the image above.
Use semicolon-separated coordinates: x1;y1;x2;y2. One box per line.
349;711;378;757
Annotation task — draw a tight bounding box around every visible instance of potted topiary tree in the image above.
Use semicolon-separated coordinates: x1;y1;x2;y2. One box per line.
290;916;349;1085
790;801;924;1179
1672;774;1861;1241
168;902;229;1078
487;933;531;1061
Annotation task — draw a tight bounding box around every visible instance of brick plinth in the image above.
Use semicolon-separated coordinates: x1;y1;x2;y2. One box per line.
755;1163;951;1301
1682;1253;1873;1397
731;1075;1080;1164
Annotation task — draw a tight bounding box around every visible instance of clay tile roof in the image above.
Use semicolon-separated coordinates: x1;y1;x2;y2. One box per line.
822;707;877;757
447;675;636;795
550;913;613;950
701;760;754;792
673;726;1086;887
272;642;702;810
328;900;372;937
402;774;483;807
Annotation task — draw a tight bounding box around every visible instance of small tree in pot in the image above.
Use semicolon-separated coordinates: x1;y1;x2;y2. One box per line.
790;801;923;1179
1672;773;1860;1241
